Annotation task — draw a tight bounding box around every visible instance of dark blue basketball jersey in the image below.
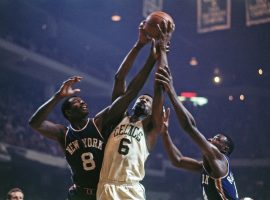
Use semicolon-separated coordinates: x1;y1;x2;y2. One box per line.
65;118;105;188
201;156;239;200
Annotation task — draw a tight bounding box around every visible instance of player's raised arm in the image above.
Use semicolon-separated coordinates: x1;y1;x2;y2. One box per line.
112;21;151;102
95;38;157;133
156;66;227;177
28;76;82;141
160;107;203;172
143;20;175;151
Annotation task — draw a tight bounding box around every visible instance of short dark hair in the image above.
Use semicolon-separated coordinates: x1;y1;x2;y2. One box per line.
140;93;153;99
61;96;77;119
224;134;235;156
7;188;23;199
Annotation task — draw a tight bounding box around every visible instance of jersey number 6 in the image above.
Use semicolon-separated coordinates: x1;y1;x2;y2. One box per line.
118;138;131;155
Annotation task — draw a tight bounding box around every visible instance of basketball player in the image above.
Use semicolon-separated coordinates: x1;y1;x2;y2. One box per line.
29;22;159;200
97;21;175;200
6;188;24;200
156;65;239;200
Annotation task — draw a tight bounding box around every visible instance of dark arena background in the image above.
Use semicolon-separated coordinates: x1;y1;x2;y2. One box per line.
0;0;270;199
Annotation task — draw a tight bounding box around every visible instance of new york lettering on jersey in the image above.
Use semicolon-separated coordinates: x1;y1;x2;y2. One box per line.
201;157;239;200
65;118;105;188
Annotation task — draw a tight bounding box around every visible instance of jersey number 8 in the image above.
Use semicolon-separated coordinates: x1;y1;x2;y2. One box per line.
81;152;96;171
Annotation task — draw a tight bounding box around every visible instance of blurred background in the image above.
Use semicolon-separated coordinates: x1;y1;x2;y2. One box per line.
0;0;269;199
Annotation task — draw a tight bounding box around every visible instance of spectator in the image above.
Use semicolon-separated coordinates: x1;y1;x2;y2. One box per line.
6;188;24;200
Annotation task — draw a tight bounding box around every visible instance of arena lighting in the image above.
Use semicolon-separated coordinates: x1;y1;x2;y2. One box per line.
181;92;197;98
178;92;208;107
240;94;245;101
189;57;198;66
258;68;263;75
111;14;121;22
213;75;221;84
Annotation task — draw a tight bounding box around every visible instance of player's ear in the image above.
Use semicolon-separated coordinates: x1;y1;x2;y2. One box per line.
65;110;72;119
223;145;230;155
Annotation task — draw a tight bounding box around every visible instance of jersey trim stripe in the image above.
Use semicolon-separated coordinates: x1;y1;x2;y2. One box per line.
64;127;69;147
69;118;90;131
202;155;229;179
92;118;104;140
215;179;227;200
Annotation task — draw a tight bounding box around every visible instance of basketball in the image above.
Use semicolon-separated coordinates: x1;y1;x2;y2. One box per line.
143;11;175;39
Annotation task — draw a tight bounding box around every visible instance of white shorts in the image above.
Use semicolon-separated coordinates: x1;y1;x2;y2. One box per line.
97;181;146;200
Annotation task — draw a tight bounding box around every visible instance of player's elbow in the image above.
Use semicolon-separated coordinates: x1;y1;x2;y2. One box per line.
171;157;184;168
28;121;36;130
28;117;39;130
28;117;34;127
171;159;179;167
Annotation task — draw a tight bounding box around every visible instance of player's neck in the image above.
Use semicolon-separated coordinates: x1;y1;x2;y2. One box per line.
130;113;146;122
70;117;89;130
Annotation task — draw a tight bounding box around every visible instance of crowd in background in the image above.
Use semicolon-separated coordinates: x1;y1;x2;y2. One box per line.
2;30;118;83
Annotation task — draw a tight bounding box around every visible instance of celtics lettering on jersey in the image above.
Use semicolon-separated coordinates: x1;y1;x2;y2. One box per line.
113;123;144;156
113;123;143;141
66;137;103;156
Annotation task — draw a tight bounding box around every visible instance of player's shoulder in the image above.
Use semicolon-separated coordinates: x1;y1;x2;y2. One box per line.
57;125;68;147
56;123;68;134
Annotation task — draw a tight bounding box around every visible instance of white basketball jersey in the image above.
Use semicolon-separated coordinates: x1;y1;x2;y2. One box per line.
99;116;149;183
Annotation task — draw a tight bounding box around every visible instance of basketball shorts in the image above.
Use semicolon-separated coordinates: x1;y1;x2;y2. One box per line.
97;181;146;200
67;184;96;200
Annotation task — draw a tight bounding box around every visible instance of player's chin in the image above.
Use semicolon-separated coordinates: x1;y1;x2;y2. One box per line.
136;102;146;109
134;105;144;112
81;110;89;117
135;107;149;116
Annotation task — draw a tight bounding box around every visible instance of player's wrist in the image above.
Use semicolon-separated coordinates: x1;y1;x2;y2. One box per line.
159;43;166;50
54;91;65;100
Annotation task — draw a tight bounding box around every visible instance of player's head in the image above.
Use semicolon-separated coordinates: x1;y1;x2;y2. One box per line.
7;188;24;200
61;96;89;121
208;134;235;156
131;94;153;117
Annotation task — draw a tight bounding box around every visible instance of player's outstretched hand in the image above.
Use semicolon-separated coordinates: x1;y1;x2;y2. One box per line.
157;20;174;52
138;20;151;45
57;76;82;98
155;65;173;92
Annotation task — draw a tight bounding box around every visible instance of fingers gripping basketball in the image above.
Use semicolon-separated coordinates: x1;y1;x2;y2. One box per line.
143;11;175;39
